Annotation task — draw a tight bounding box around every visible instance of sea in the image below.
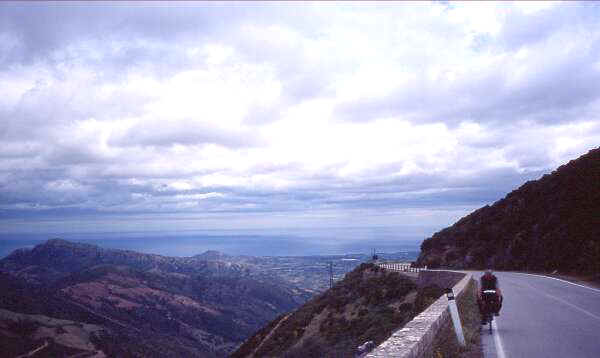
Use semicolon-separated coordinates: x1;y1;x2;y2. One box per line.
0;227;424;259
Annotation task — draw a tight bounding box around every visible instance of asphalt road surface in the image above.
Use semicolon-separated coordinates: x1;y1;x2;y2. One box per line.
478;271;600;358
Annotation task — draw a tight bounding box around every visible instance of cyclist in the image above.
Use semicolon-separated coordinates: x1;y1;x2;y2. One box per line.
478;269;503;324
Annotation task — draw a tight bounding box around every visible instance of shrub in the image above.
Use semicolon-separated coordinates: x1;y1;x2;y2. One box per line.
8;319;37;337
413;284;444;314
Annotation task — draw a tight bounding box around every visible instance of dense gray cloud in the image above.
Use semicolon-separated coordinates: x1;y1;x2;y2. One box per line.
334;3;600;125
1;2;599;238
497;2;600;50
0;4;222;67
335;40;600;125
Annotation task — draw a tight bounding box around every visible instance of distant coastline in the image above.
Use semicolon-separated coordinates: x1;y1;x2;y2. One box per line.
0;230;422;259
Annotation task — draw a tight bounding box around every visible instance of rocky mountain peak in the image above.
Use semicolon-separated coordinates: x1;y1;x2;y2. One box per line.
44;238;77;246
194;250;227;260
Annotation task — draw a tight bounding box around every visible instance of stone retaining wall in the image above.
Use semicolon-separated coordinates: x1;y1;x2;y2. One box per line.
365;271;472;358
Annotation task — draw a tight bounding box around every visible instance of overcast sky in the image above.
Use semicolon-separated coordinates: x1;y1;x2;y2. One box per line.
1;1;599;240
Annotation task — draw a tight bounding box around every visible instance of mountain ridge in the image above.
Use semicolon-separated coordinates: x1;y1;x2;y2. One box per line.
416;147;600;276
0;239;313;357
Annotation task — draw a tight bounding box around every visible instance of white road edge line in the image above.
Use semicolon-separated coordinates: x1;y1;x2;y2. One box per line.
541;291;600;321
517;279;600;322
517;273;600;294
492;320;506;358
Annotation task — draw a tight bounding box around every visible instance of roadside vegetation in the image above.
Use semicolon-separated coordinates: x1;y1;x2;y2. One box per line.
429;279;482;358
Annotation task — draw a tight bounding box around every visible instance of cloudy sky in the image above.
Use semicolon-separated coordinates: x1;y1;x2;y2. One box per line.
1;1;599;241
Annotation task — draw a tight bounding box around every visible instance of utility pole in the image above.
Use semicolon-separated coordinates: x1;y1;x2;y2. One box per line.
329;261;334;289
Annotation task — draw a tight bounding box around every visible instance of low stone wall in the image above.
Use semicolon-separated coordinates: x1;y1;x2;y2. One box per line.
365;270;472;358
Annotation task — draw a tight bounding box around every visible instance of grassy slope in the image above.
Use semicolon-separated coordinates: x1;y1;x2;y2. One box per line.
233;263;447;358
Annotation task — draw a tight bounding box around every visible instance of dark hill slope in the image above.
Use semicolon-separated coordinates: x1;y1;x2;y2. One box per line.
232;263;442;358
1;239;248;282
416;148;600;275
0;239;311;357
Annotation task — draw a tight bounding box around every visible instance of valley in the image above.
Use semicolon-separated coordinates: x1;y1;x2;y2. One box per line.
0;239;418;357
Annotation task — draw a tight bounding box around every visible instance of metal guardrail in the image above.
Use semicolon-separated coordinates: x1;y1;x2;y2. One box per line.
377;262;428;273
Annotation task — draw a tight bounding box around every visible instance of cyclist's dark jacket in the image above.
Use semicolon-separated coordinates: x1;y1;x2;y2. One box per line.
481;274;498;290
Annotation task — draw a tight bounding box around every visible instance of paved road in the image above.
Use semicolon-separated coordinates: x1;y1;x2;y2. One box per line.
478;271;600;358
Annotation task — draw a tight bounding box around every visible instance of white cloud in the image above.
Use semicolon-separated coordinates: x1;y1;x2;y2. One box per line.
0;1;598;235
513;1;560;15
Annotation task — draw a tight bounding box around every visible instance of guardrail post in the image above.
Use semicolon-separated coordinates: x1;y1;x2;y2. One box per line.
445;288;466;347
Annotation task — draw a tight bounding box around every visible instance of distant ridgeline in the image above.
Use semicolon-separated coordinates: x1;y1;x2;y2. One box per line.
416;147;600;276
0;239;313;357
